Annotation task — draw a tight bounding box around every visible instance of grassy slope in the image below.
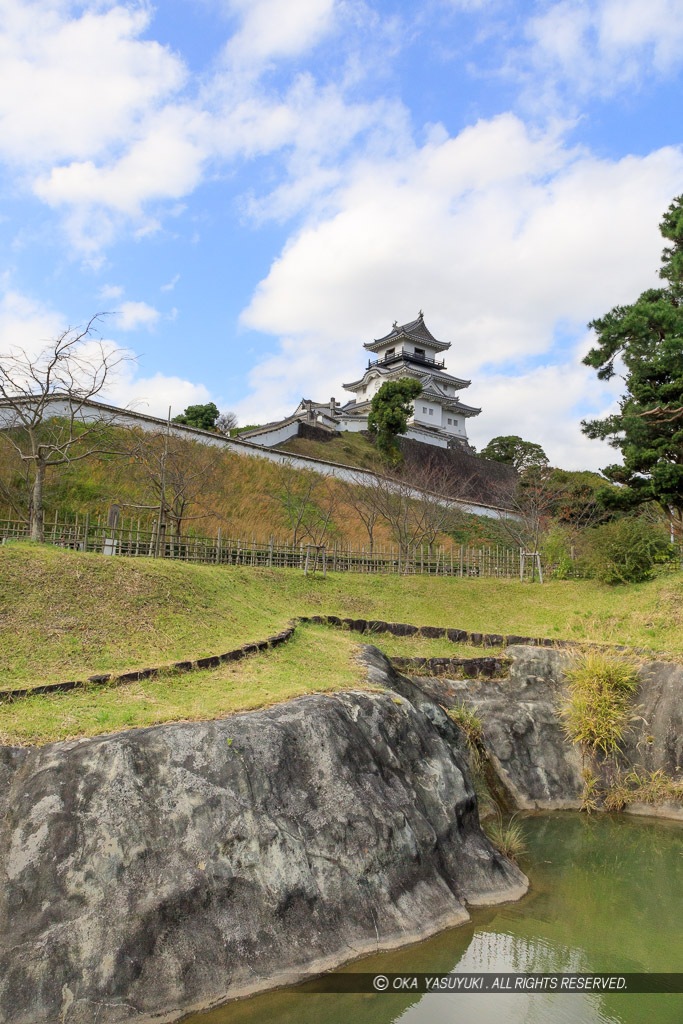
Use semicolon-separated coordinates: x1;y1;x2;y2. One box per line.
278;431;381;469
2;544;683;693
0;625;369;745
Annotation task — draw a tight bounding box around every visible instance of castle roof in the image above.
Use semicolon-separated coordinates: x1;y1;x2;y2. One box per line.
343;361;470;393
364;312;451;354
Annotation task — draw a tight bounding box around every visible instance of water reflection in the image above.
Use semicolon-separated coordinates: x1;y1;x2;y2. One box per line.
184;814;683;1024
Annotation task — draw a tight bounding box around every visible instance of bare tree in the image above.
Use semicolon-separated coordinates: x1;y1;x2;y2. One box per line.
0;316;128;541
491;467;562;575
357;457;468;567
122;428;225;536
215;410;238;435
268;462;338;546
337;474;384;553
407;456;470;556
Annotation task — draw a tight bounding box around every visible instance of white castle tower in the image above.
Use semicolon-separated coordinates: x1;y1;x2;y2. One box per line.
338;312;480;449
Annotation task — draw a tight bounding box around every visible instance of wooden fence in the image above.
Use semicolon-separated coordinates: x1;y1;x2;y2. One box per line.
5;510;679;579
0;511;535;578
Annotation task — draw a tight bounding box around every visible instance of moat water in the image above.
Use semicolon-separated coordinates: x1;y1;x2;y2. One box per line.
184;813;683;1024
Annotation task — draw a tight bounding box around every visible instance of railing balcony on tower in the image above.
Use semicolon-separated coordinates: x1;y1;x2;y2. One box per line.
368;351;445;370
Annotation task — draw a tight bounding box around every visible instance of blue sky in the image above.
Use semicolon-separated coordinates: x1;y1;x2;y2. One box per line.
1;0;682;469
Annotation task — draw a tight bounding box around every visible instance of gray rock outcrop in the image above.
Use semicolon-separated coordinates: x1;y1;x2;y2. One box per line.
0;653;527;1024
405;645;683;816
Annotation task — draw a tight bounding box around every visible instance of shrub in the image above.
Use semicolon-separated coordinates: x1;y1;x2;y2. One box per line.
541;525;575;579
579;518;673;584
561;650;640;755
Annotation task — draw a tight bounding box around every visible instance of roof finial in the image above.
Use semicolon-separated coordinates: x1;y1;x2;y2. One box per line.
392;320;398;329
418;309;424;319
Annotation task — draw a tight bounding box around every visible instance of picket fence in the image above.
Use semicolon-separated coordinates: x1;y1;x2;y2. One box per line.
0;510;541;579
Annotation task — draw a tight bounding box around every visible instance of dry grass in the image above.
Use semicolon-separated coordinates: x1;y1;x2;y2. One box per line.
278;431;382;469
605;768;683;811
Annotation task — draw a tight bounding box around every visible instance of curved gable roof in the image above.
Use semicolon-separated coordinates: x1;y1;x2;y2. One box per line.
364;313;451;354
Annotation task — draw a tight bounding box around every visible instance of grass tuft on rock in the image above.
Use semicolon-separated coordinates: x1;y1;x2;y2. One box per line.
483;810;527;863
445;703;483;760
604;768;683;811
561;650;640;756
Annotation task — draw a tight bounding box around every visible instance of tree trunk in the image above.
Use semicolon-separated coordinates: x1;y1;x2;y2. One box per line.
30;462;45;542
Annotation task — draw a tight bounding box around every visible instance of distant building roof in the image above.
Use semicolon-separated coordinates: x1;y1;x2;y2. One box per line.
364;312;451;354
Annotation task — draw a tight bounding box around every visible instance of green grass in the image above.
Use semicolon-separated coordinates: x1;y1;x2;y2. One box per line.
483;811;528;864
0;625;368;746
561;650;640;755
2;542;683;691
278;430;382;469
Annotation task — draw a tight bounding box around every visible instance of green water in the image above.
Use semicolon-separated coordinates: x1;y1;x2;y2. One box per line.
184;814;683;1024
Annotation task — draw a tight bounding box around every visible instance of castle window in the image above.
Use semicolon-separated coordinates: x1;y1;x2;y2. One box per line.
422;406;427;413
414;347;425;358
447;417;452;425
385;347;395;358
428;408;433;416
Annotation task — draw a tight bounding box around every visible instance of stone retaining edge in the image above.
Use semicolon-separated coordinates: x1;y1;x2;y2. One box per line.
0;623;299;702
0;612;642;702
300;613;592;650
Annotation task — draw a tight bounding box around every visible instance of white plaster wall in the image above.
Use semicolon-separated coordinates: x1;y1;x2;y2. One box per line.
403;425;449;449
0;396;506;518
240;419;301;447
414;399;442;427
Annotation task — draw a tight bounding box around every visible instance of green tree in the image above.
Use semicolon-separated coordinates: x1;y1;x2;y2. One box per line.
581;194;683;539
367;379;422;462
480;435;548;471
172;402;220;432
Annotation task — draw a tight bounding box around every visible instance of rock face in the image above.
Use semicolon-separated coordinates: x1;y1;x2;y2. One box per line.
0;650;527;1024
405;646;683;815
621;659;683;776
403;646;584;810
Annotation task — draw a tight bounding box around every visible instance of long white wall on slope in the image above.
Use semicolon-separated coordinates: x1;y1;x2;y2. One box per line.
0;397;510;519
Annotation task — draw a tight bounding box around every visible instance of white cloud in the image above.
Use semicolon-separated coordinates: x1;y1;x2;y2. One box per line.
223;0;337;65
160;274;180;292
236;114;683;469
115;301;160;331
35;103;210;216
0;0;397;254
468;357;622;470
0;1;186;166
522;0;683;102
99;284;124;301
105;370;212;420
0;289;63;355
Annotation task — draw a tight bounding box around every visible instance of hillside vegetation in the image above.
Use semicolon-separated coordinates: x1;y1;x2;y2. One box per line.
0;423;511;548
2;544;682;692
278;430;382;469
